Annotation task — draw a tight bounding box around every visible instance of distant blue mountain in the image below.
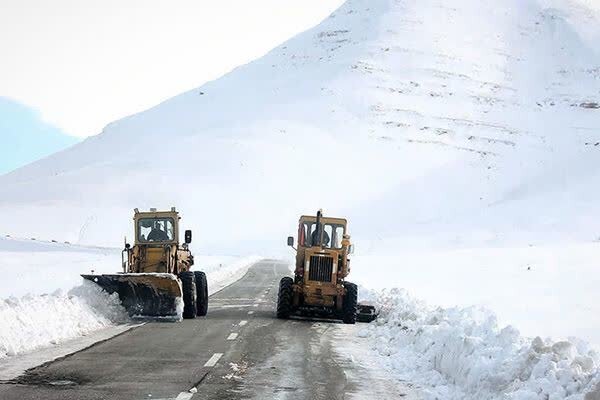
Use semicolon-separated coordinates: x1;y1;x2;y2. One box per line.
0;97;80;175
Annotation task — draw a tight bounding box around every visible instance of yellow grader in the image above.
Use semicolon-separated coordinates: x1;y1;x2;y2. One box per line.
82;208;207;319
277;210;376;324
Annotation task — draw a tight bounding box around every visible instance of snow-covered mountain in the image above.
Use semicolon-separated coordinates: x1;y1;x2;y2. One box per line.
0;97;78;174
0;0;598;255
2;2;600;397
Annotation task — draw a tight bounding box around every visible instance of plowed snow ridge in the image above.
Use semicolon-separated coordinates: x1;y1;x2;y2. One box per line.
0;238;261;360
360;289;600;399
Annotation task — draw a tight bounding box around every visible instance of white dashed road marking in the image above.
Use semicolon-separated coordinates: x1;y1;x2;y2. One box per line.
175;392;194;400
227;333;238;341
248;311;254;315
204;353;223;367
239;320;248;326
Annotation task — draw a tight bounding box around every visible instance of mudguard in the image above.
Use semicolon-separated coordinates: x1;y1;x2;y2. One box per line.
356;303;378;323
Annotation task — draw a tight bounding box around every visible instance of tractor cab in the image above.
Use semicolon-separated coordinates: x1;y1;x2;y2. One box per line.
288;211;353;286
296;217;347;249
134;208;179;245
126;208;193;274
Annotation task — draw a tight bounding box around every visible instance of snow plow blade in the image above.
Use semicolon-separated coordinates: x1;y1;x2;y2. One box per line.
82;273;182;317
356;304;378;323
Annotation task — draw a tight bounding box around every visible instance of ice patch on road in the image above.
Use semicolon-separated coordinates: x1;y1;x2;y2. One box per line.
223;361;249;381
359;289;600;399
0;281;127;360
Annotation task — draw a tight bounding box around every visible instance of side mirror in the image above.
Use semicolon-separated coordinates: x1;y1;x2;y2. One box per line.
125;243;131;250
348;244;355;254
185;230;192;244
287;236;294;247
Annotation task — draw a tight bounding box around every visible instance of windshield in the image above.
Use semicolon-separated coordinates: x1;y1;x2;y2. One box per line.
137;217;175;242
298;221;345;249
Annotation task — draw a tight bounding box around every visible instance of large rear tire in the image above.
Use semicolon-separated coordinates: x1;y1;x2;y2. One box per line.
194;271;208;316
342;282;358;324
276;277;294;319
180;271;197;319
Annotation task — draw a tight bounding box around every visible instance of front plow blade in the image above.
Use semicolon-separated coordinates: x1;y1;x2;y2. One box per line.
82;273;182;318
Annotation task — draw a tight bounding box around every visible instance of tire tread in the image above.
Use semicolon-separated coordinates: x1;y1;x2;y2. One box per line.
194;271;208;316
180;271;197;319
276;277;294;319
342;281;358;324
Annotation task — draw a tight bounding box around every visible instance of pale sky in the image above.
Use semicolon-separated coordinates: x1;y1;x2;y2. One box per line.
0;0;343;137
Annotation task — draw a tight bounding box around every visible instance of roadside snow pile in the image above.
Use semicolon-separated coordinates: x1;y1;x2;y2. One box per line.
0;246;261;360
352;243;600;348
202;255;263;295
0;282;127;360
0;236;120;298
360;289;600;400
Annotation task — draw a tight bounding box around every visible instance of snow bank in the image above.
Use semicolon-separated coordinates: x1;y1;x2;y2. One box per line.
0;238;262;360
360;289;600;399
0;282;127;360
0;237;121;298
352;243;600;347
202;255;264;295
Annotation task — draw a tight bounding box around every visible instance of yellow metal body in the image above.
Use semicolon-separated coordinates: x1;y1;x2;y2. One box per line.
292;214;352;311
125;209;194;275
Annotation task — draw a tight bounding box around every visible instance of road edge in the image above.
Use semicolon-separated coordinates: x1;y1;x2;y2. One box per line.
0;323;144;382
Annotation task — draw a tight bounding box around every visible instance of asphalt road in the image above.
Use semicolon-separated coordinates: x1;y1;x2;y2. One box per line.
0;260;418;400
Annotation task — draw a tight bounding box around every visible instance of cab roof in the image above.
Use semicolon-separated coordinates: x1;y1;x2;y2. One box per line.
133;208;180;220
299;215;347;226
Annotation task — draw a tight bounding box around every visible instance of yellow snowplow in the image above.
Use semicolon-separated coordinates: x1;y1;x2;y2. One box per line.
278;210;377;323
82;208;208;319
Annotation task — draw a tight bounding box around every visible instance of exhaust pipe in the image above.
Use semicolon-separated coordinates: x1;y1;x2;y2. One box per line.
316;209;323;247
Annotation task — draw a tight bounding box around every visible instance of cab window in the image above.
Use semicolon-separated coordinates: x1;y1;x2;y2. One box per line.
138;218;175;242
332;226;345;248
299;222;345;249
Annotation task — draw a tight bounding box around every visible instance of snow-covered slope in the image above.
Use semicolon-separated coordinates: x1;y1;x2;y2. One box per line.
1;0;598;255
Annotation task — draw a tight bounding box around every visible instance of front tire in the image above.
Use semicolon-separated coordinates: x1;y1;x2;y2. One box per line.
276;277;294;319
342;282;358;324
179;271;197;319
194;271;208;316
